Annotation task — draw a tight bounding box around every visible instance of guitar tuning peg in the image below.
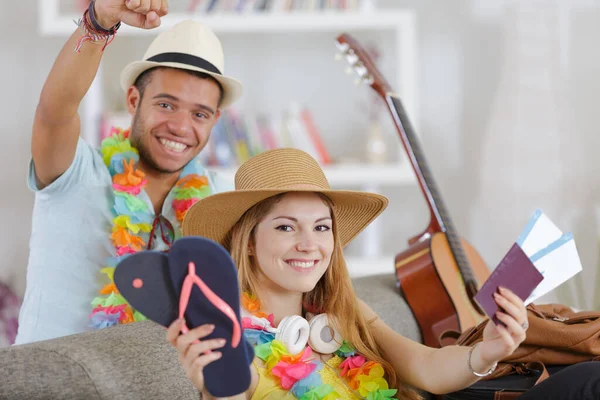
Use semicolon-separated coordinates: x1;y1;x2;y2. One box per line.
344;49;358;65
355;62;367;77
335;42;350;53
346;54;358;66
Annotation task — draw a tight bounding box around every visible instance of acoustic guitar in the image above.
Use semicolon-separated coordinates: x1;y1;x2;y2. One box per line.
335;33;491;348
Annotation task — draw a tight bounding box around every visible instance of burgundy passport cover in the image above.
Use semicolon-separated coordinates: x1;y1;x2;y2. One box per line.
474;243;544;325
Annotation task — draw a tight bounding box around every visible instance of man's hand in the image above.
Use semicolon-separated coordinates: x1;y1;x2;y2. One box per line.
94;0;169;30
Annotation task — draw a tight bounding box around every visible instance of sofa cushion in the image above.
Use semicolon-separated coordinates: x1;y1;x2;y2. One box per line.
353;273;421;343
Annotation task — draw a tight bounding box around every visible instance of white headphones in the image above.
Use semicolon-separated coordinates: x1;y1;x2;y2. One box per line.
242;310;343;355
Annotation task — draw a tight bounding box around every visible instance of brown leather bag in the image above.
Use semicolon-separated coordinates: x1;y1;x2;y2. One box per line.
442;303;600;399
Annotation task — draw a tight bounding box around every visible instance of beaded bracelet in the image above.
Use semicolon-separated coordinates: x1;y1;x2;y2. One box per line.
467;343;498;377
74;0;121;53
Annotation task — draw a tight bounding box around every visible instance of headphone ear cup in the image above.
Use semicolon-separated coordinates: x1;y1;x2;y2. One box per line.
308;313;343;354
275;315;310;355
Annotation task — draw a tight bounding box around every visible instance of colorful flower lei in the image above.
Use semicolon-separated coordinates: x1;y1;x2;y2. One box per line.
241;293;398;400
89;127;212;329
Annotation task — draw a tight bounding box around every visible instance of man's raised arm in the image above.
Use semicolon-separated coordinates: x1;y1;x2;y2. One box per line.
31;0;168;188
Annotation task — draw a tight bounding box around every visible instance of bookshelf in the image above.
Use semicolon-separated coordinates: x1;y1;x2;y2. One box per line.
40;9;416;36
38;0;419;277
345;256;396;278
101;110;417;187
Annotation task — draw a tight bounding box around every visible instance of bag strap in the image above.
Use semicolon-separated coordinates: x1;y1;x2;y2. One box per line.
494;391;521;400
493;362;549;400
526;361;550;384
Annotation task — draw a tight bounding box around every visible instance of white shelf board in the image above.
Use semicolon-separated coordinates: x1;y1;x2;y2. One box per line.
346;255;396;278
38;7;415;36
209;161;416;187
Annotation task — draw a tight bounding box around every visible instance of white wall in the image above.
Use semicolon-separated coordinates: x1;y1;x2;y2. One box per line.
1;0;599;308
0;3;66;296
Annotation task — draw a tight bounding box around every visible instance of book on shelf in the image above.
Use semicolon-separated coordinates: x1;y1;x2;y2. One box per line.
199;105;331;167
99;105;331;168
186;0;364;14
73;0;368;15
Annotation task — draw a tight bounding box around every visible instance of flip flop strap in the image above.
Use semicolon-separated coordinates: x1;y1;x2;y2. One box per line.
179;261;242;348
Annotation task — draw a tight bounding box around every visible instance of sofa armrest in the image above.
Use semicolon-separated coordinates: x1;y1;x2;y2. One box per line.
0;321;199;400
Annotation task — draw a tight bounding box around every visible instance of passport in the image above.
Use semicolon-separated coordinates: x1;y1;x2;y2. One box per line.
474;243;544;325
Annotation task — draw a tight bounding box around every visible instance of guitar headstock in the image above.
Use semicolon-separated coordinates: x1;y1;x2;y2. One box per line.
335;33;392;98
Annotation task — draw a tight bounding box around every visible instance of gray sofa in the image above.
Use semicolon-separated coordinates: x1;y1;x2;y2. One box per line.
0;274;423;400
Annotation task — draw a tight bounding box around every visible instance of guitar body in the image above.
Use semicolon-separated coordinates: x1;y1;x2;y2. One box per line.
396;232;490;348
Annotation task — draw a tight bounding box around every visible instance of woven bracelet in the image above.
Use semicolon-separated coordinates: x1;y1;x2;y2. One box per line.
73;2;120;53
87;0;121;35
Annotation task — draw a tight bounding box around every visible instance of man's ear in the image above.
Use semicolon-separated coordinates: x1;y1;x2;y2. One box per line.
125;86;141;117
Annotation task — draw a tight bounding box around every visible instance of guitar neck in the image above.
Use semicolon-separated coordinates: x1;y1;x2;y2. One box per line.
386;94;476;284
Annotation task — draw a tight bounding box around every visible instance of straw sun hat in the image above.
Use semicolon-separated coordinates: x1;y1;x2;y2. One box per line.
182;148;389;248
120;20;243;108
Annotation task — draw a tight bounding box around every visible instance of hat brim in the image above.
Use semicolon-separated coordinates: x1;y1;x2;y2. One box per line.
182;188;388;249
120;60;243;108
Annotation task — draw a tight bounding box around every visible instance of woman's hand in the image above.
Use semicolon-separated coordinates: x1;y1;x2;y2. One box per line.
166;319;226;392
478;287;528;366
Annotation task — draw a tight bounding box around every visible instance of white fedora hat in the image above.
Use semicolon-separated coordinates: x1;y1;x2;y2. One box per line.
120;20;243;108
